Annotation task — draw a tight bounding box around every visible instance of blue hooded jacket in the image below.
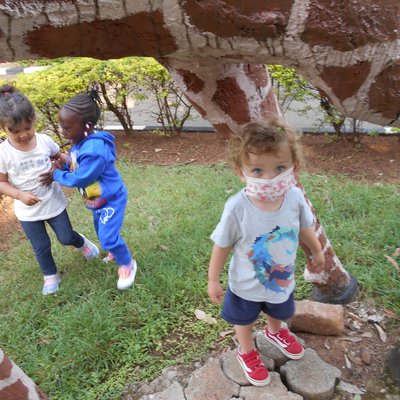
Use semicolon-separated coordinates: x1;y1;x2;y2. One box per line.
53;131;124;210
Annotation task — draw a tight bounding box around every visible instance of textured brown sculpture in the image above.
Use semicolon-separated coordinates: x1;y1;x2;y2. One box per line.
0;1;397;128
0;1;398;397
0;348;47;400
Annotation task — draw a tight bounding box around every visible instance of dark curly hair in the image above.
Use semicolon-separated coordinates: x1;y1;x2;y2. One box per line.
0;83;35;130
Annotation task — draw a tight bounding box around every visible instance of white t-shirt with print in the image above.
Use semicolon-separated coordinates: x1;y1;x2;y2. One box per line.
0;133;67;221
211;187;314;304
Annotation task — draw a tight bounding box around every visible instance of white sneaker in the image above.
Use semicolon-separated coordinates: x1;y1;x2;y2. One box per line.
117;259;137;290
78;234;99;260
42;274;61;295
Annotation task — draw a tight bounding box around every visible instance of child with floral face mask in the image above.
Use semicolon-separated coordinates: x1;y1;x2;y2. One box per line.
208;115;324;387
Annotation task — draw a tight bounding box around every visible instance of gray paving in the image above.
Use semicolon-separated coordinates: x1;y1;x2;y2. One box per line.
121;330;341;400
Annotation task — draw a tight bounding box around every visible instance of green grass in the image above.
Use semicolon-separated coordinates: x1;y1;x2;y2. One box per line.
0;163;399;399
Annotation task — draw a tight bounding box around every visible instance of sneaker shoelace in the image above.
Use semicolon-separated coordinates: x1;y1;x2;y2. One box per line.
242;350;264;370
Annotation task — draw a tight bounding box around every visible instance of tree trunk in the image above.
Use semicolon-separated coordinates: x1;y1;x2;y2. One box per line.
99;83;132;134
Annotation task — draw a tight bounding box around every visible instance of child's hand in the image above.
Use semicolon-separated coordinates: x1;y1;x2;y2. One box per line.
58;153;69;166
208;280;225;304
51;158;64;170
310;250;325;273
50;152;68;168
39;161;57;186
18;191;41;206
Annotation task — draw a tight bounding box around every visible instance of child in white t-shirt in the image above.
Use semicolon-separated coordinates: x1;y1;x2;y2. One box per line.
0;84;98;295
208;115;324;386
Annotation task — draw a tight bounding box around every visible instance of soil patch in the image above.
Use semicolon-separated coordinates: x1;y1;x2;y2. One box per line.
113;131;400;183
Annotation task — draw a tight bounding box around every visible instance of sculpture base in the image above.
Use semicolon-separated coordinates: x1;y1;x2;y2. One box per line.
311;274;358;304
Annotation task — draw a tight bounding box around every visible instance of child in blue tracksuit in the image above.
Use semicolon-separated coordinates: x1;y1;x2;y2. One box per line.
41;91;137;290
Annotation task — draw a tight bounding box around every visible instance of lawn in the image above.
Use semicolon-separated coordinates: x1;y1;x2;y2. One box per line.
0;162;399;399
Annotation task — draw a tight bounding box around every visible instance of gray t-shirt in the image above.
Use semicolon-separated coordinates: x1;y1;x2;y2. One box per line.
211;187;314;303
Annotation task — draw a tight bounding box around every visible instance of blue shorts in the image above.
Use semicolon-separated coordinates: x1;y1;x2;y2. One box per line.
221;286;295;325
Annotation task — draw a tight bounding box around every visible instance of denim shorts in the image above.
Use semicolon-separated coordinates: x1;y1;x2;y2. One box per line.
221;286;295;325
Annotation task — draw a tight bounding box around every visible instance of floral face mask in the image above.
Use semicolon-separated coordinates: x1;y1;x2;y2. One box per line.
242;166;296;202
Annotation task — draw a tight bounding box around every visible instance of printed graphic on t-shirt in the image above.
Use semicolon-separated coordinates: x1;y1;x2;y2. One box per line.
12;155;52;198
13;156;48;175
247;225;298;293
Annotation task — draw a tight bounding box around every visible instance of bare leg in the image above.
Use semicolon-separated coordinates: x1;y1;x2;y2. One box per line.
235;323;254;353
266;315;283;333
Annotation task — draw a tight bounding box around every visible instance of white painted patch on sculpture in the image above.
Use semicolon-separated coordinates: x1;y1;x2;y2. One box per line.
304;268;330;284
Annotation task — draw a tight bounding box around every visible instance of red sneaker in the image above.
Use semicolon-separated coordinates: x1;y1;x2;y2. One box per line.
236;348;270;386
265;327;304;359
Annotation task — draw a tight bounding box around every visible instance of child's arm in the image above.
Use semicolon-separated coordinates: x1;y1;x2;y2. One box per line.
50;152;69;169
59;152;70;167
0;173;41;205
208;244;232;304
299;227;325;272
53;154;105;188
40;152;70;186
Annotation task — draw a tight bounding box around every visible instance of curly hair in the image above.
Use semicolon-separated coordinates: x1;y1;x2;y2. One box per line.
227;114;302;170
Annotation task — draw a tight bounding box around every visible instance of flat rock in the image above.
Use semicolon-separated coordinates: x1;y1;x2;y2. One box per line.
239;372;303;399
386;343;400;387
280;348;341;400
141;381;185;400
185;357;240;400
121;365;195;400
122;332;344;400
289;300;345;336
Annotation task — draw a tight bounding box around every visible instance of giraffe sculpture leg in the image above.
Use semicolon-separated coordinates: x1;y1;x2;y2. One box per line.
296;181;359;304
0;348;48;400
0;1;397;128
165;58;358;304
